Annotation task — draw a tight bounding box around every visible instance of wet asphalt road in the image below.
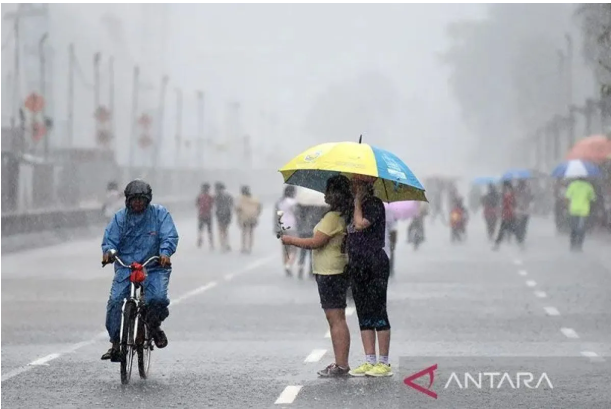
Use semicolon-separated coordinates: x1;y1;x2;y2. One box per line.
2;207;610;408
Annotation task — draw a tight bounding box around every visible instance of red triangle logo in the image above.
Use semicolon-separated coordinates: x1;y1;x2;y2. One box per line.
404;364;438;399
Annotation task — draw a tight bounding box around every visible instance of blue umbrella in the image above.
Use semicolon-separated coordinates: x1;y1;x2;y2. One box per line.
472;176;499;186
551;160;601;179
501;169;532;181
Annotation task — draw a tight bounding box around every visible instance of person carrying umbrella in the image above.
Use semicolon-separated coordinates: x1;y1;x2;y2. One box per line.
515;180;534;247
481;183;500;241
565;177;596;251
280;176;353;377
492;181;517;251
278;138;426;378
346;174;393;376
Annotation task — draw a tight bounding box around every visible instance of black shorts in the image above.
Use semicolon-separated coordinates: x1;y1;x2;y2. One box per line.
348;250;391;331
198;217;212;231
315;272;350;310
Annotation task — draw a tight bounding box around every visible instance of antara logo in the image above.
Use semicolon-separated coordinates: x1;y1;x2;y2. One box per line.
404;364;554;399
404;364;438;399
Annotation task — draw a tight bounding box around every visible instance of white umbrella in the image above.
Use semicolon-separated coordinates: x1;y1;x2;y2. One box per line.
294;187;327;207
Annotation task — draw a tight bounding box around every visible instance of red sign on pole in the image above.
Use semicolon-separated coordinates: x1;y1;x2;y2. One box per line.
25;93;45;113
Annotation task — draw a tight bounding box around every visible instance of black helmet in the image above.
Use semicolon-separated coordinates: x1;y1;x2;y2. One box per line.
124;179;152;209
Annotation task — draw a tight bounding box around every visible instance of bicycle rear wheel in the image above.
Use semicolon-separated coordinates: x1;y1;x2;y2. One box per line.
137;315;152;379
120;301;136;385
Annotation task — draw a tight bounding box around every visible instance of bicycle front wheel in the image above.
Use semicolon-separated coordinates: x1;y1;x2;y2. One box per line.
137;315;152;379
120;301;137;385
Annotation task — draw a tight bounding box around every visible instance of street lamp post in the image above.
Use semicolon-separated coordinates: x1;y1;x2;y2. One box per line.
67;43;74;149
39;33;48;159
129;66;140;177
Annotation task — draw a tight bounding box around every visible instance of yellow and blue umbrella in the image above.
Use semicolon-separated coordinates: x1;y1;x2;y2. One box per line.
279;140;426;202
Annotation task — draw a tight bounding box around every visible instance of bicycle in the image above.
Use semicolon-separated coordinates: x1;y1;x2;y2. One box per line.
102;252;160;385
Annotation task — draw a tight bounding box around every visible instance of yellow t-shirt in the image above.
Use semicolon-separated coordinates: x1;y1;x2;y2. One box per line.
312;211;348;275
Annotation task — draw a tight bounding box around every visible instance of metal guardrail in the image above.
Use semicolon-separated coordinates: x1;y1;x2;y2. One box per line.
1;197;193;236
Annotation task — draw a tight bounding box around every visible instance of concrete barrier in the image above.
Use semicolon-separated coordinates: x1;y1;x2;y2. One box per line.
1;196;194;237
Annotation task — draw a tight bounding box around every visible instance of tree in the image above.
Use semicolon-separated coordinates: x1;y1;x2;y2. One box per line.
442;4;579;162
575;4;611;92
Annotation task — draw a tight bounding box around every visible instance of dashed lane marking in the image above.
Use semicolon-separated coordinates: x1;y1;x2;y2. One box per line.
304;349;327;363
275;385;302;404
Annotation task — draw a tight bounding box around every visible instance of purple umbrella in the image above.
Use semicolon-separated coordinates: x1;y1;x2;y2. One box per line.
384;201;420;220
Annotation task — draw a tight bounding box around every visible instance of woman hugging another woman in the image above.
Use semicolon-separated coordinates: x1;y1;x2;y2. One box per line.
281;175;353;377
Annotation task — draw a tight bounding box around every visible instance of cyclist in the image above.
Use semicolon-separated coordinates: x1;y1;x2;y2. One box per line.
100;179;179;362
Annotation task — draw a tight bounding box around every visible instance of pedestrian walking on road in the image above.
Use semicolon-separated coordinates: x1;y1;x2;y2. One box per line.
275;186;298;275
384;204;398;276
565;177;596;251
481;183;500;241
214;182;234;252
515;180;534;247
196;183;215;249
281;175;353;377
346;175;393;377
493;181;517;251
236;185;262;254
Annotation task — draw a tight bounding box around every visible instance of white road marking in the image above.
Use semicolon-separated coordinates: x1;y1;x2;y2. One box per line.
173;281;218;304
29;353;61;366
580;351;605;362
345;307;356;316
324;330;331;338
534;291;547;298
0;254;275;383
518;270;527;276
224;273;234;281
560;328;579;339
304;349;327;363
544;307;560;316
513;259;523;266
275;385;302;404
526;280;537;287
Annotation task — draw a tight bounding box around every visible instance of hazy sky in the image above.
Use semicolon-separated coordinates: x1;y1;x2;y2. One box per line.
2;4;487;176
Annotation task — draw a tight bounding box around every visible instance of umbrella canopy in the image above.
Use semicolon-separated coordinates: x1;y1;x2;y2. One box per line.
551;159;601;179
279;140;426;202
294;187;327;207
566;135;611;164
384;201;420;220
501;169;532;181
472;176;499;186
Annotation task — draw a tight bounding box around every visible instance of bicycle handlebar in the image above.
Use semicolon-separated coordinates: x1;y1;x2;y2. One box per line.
101;254;161;268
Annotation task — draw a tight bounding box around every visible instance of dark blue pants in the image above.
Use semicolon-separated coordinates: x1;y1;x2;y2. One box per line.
105;268;171;342
570;216;587;250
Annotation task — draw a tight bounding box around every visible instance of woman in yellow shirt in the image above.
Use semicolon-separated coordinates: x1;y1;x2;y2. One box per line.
281;175;353;377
